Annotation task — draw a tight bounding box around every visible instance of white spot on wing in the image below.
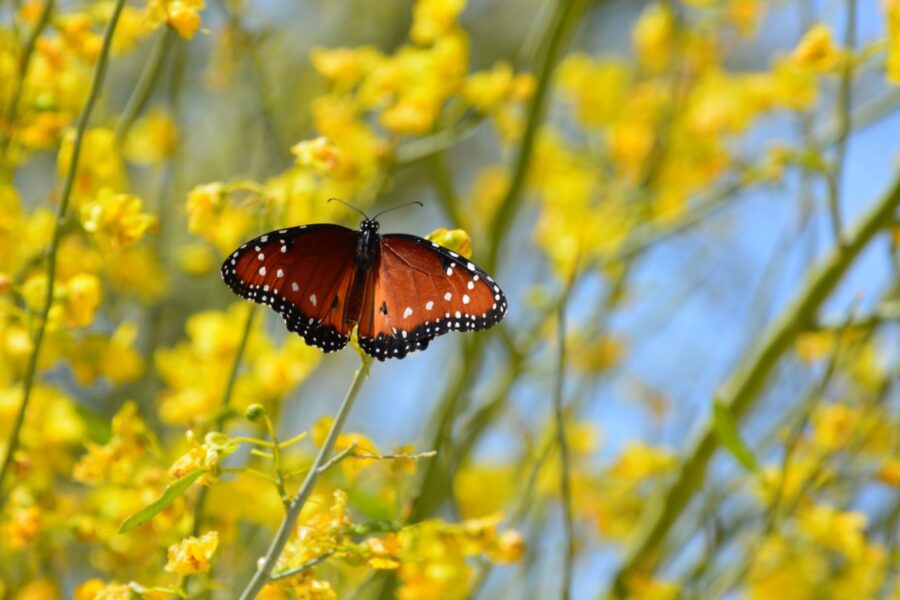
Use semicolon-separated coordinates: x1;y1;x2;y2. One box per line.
425;301;434;310
310;294;317;306
258;253;265;260
276;269;284;278
403;307;413;319
291;282;299;292
467;281;475;290
444;292;452;301
446;267;453;276
463;294;470;304
258;266;267;276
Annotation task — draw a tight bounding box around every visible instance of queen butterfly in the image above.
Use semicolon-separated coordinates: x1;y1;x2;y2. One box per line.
220;204;507;360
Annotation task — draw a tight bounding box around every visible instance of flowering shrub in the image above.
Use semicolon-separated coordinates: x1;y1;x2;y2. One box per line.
1;0;899;598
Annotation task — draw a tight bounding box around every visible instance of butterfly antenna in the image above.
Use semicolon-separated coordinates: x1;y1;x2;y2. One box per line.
327;197;370;220
372;201;424;221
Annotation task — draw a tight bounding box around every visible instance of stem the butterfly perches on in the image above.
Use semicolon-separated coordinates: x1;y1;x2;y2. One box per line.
237;339;372;600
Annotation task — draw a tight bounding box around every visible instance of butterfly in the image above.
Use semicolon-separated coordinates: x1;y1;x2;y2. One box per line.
220;202;508;361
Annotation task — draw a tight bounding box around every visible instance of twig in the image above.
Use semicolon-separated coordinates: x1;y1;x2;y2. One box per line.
270;551;336;582
115;26;176;141
486;0;587;272
607;174;900;595
0;0;54;171
554;287;575;600
237;354;371;600
826;0;857;246
0;0;127;506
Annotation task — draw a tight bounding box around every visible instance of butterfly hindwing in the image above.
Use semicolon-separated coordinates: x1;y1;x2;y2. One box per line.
356;234;508;360
221;224;358;352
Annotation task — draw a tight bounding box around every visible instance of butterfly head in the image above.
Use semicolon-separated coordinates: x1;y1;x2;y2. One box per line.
360;219;380;233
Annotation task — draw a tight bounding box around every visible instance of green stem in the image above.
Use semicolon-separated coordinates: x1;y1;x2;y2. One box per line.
0;0;127;505
115;26;176;141
554;294;574;600
485;0;586;273
237;354;371;600
0;0;54;174
607;174;900;595
825;0;857;246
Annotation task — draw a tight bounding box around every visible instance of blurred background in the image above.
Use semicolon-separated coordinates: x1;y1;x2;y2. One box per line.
1;0;899;598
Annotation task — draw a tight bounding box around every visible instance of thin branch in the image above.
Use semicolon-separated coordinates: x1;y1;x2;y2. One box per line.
270;551;336;582
554;288;575;600
115;26;176;141
825;0;857;245
485;0;588;273
0;0;127;505
608;174;900;595
237;354;371;600
0;0;54;172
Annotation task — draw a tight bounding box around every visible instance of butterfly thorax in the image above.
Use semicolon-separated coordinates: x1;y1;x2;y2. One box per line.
355;219;381;271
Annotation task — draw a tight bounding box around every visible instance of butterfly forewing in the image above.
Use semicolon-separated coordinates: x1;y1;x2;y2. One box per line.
357;234;508;360
221;224;358;352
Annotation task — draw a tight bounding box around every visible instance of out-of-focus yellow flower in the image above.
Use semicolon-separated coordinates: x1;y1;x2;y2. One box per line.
792;24;843;73
624;574;681;600
176;242;218;276
7;504;41;549
810;403;858;452
62;322;144;386
73;402;154;486
557;54;630;127
80;188;158;248
461;62;513;113
878;458;900;486
755;455;831;506
106;245;168;301
634;3;675;72
887;0;900;84
292;136;349;179
798;504;868;560
609;442;674;482
185;182;254;255
146;0;205;39
165;531;219;575
58;128;126;201
64;273;103;328
728;0;764;37
425;227;472;258
455;464;516;519
16;579;60;600
795;330;834;362
411;0;466;45
310;46;383;90
123;107;178;164
572;334;624;373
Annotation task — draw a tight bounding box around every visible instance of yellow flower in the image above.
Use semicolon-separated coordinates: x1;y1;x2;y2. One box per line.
634;3;675;71
797;504;868;560
64;273;103;328
164;531;219;575
728;0;764;38
410;0;467;45
425;227;472;258
292;136;349;178
123;107;178;164
878;458;900;486
609;442;674;482
557;54;630;127
461;62;513;113
887;0;900;84
146;0;205;39
310;46;383;89
80;188;158;248
57;128;127;201
792;24;843;73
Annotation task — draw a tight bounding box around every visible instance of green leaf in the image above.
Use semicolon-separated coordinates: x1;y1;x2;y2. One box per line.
713;400;758;473
347;520;402;537
118;470;204;533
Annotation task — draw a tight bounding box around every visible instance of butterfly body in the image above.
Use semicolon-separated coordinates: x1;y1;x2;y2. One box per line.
221;218;507;361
